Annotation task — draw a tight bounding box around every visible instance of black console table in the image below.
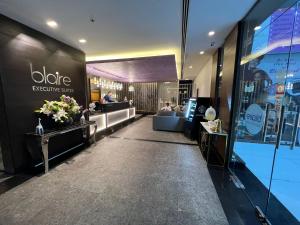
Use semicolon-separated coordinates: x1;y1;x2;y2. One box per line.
25;121;97;173
199;122;228;167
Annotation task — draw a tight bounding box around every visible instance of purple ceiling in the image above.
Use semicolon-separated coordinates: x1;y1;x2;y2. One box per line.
86;55;178;83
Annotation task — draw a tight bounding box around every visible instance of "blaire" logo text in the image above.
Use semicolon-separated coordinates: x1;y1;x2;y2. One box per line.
30;63;71;86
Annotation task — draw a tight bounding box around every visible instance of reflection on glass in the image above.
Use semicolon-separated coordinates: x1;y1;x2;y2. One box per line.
158;82;179;109
230;1;300;224
268;2;300;222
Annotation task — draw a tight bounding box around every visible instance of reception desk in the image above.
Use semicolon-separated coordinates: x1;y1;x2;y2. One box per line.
89;103;135;135
99;102;130;112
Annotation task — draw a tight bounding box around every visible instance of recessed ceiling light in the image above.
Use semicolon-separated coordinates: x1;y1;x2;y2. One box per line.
79;39;87;43
208;31;215;36
189;66;193;69
46;20;58;28
200;51;205;55
254;26;261;31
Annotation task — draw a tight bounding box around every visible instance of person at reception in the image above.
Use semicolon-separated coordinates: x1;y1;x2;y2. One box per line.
103;91;114;102
161;102;171;111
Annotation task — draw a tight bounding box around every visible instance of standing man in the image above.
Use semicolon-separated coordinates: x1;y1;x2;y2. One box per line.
103;91;114;102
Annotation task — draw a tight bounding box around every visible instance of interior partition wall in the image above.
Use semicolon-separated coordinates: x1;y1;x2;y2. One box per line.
229;0;300;224
210;48;224;116
158;82;179;110
179;80;193;104
116;82;158;113
218;25;240;131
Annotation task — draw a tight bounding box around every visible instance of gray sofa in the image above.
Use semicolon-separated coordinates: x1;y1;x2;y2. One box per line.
153;111;186;132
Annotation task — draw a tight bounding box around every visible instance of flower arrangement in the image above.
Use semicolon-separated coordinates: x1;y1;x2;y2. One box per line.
36;95;81;124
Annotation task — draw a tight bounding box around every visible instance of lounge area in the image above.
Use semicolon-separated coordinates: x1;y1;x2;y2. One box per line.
153;111;186;132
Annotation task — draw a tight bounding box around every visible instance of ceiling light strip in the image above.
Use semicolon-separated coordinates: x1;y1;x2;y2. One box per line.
181;0;190;80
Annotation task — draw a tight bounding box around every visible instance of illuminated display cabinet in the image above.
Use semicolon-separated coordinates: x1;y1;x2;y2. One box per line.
184;97;212;140
186;98;197;121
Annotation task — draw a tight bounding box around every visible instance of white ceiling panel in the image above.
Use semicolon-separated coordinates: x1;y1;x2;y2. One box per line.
0;0;256;80
183;0;256;80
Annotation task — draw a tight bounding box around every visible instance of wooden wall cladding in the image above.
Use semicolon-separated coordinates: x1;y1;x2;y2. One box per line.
116;83;158;113
219;26;238;131
91;90;100;102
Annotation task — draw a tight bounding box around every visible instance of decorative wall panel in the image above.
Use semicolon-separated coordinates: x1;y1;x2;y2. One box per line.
179;80;192;104
219;26;238;131
116;83;158;113
0;15;86;173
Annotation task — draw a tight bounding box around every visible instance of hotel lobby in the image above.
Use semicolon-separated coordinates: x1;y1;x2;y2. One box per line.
0;0;299;225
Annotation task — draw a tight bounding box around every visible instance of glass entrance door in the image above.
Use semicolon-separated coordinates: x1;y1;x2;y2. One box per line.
266;2;300;223
230;2;300;224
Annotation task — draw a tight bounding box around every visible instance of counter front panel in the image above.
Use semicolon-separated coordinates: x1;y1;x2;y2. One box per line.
89;114;106;135
107;109;130;128
129;108;136;118
89;107;135;135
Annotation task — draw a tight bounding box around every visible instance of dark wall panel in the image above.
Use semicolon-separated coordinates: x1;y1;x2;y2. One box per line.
219;26;238;131
210;51;218;101
0;14;87;173
117;83;158;113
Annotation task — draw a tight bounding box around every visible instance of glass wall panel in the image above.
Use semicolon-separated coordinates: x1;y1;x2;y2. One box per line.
229;1;300;224
267;2;300;223
158;82;179;110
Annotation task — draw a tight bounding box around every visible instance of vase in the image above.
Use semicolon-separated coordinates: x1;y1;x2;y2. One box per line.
72;113;82;123
35;113;56;130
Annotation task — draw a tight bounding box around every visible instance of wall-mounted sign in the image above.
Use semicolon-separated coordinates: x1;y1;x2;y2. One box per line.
0;14;86;173
30;63;74;93
245;104;265;135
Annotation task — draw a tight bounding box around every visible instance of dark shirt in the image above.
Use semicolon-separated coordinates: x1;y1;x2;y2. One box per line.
104;95;114;102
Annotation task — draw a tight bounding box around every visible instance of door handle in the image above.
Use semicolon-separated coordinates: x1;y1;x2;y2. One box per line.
276;105;285;149
262;103;270;142
291;107;300;149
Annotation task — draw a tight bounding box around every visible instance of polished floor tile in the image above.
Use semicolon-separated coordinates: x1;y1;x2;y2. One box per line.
0;117;228;225
112;116;197;145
